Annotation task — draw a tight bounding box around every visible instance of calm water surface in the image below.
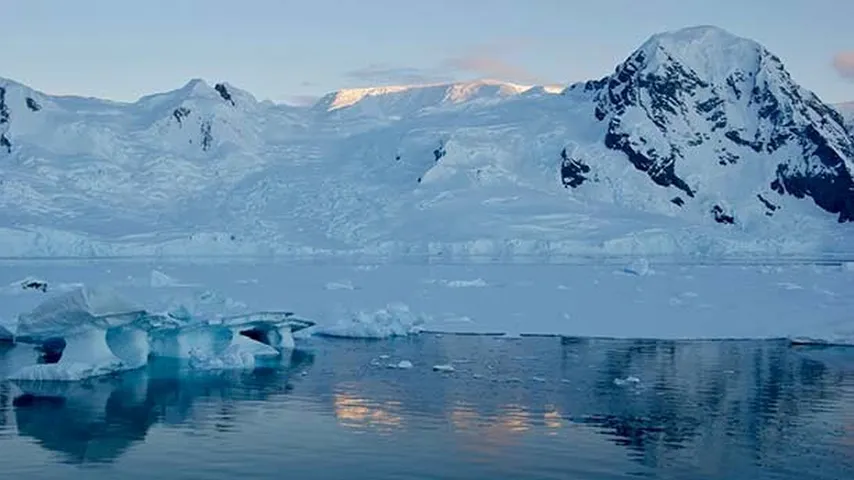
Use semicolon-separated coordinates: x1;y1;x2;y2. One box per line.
1;335;853;479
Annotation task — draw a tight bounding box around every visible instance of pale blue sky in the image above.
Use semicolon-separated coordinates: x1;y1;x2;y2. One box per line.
2;0;852;104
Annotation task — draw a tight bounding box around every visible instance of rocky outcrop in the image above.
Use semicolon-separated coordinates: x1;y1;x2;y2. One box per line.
573;26;854;222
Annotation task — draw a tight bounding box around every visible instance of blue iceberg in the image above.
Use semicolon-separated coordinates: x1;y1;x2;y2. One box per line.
6;285;314;381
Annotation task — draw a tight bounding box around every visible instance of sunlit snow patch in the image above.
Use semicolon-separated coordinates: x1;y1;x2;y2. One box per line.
314;303;426;339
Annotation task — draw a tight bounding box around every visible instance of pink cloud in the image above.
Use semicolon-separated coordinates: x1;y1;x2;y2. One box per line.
443;54;543;84
441;39;549;85
833;51;854;80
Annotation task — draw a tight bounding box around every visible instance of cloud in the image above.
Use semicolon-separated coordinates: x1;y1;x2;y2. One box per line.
340;39;553;88
440;38;547;85
833;51;854;80
343;63;454;86
442;54;543;84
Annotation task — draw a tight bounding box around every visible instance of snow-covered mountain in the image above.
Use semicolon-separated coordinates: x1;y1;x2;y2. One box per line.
0;25;852;258
837;102;854;134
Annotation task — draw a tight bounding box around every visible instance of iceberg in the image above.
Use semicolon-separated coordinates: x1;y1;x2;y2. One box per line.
314;303;425;339
5;285;315;382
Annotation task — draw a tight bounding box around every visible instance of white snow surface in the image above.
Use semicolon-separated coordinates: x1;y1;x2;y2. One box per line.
0;26;851;259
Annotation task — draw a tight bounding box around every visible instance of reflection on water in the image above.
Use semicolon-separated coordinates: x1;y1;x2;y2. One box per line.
5;350;314;466
333;389;404;433
0;337;853;479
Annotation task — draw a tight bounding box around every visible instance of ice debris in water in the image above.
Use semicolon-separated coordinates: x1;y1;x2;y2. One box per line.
623;258;652;276
324;280;357;290
4;285;314;382
314;302;426;339
390;360;414;369
433;364;455;373
614;376;641;386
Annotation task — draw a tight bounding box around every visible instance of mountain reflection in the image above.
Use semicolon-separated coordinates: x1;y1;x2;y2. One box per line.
1;337;853;473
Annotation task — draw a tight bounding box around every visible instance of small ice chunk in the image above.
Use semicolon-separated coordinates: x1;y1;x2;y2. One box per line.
532;376;546;383
614;376;641;386
432;364;455;373
395;360;413;369
378;354;390;360
623;258;651;276
325;280;356;290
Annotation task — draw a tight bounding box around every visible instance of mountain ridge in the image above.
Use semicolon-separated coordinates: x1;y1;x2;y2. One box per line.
0;25;852;258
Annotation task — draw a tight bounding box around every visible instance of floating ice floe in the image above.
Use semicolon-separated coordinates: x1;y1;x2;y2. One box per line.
788;336;854;347
314;303;425;339
5;285;315;382
613;376;641;386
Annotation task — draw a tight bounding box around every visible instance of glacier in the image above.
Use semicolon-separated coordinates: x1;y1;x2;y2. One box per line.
4;285;315;381
0;26;850;259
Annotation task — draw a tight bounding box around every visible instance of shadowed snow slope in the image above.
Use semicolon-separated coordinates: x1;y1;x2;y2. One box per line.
837;102;854;134
0;25;852;258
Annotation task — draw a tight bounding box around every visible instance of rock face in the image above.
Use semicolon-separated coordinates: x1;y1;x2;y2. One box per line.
570;26;854;222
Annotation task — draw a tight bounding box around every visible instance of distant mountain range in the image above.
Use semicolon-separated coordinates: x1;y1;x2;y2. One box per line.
0;25;851;258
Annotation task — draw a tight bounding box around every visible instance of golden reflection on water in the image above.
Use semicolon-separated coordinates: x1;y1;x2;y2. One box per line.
333;393;403;434
497;404;531;433
543;404;564;435
450;402;480;431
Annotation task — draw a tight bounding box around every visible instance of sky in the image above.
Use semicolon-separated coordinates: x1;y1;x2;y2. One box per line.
2;0;852;105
